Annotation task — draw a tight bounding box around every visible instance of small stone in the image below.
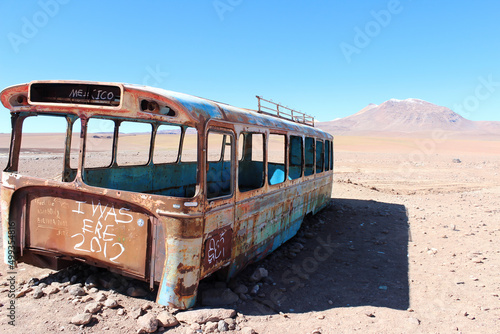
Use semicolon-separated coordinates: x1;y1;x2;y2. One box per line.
225;318;236;330
130;307;144;319
241;327;256;334
127;286;148;297
205;321;218;332
117;309;126;316
95;292;107;302
175;308;236;324
104;298;119;309
69;286;86;297
84;302;102;314
88;287;98;294
233;284;248;294
141;302;153;311
317;314;325;320
157;311;179;328
218;320;228;332
250;268;268;282
137;314;158;333
85;275;98;288
70;313;92;325
328;300;333;305
16;287;33;298
408;317;421;325
81;295;93;303
32;287;44;299
250;285;259;295
70;275;79;284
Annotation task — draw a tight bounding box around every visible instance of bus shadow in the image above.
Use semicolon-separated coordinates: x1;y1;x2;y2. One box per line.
226;198;410;315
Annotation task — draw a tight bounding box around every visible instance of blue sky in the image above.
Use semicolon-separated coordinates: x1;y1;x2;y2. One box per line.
1;0;500;133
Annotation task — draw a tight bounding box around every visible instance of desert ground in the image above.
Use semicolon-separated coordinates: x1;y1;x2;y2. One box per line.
0;134;499;333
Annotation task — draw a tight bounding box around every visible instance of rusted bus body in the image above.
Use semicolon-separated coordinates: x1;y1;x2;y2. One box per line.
1;81;333;309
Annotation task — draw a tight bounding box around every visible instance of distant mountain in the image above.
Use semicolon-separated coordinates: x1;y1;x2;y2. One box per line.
317;98;500;139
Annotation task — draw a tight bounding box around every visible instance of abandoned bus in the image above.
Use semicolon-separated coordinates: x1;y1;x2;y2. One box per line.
1;80;333;309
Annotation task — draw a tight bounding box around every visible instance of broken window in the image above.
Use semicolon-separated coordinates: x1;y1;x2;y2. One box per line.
154;124;181;164
85;118;115;168
207;130;233;199
325;140;330;171
268;134;286;185
238;132;264;192
117;121;152;166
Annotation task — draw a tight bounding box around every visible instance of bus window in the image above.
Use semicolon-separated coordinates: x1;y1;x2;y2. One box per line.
85;118;115;168
316;140;324;173
289;135;303;180
268;134;285;185
325;140;330;171
154;124;181;164
330;140;334;170
207;131;233;199
18;115;68;181
117;121;152;166
181;127;198;162
70;119;82;170
238;132;264;192
304;137;314;176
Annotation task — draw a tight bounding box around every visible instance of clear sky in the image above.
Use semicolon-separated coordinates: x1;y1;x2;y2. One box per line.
1;0;500;133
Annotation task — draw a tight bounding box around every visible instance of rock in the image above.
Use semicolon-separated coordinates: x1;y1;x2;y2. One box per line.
452;158;462;163
117;309;126;316
127;286;148;297
84;302;102;314
250;268;268;282
157;311;179;328
225;318;236;330
175;308;236;324
70;313;92;325
241;327;256;334
250;285;259;295
68;285;86;297
218;320;229;331
205;321;218;332
202;288;239;306
137;314;158;333
104;298;119;309
70;275;79;284
16;287;33;298
141;302;153;311
85;275;98;288
38;282;48;289
81;295;93;303
32;287;44;299
408;317;421;325
88;287;98;293
233;284;248;294
95;292;107;302
130;307;144;319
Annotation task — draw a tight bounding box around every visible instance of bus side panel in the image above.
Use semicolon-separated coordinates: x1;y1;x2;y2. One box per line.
156;216;203;309
1;182;16;266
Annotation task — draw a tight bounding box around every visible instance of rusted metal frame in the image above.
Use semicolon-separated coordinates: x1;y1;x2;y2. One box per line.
63;116;78;182
110;120;121;167
148;123;159;166
6;113;24;172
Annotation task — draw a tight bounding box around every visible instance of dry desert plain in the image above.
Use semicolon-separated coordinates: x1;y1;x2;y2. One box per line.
0;133;499;334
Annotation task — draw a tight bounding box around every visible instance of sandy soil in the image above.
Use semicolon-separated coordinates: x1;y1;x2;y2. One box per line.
0;135;499;333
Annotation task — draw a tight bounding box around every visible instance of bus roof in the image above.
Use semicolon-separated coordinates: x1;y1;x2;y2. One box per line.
1;80;331;139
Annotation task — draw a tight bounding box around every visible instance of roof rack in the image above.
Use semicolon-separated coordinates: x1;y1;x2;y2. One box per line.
256;96;314;127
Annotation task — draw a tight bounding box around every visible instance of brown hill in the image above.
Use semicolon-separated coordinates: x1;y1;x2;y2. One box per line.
318;98;500;139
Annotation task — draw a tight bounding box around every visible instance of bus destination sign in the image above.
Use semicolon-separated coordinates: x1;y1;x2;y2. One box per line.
30;83;121;106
